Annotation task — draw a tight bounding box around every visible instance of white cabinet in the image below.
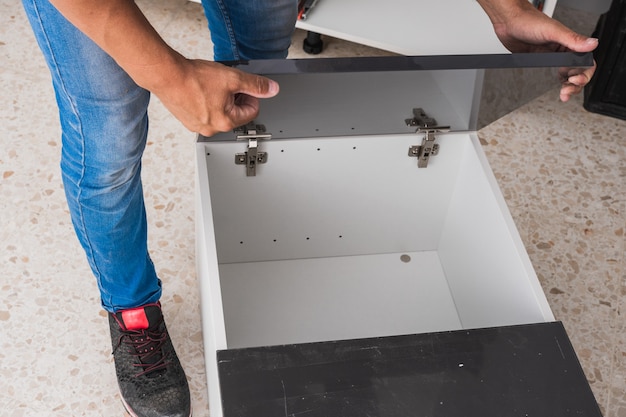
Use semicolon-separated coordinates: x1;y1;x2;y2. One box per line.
195;53;595;417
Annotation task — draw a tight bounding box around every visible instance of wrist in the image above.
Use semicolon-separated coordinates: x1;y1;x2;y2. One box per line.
126;49;189;94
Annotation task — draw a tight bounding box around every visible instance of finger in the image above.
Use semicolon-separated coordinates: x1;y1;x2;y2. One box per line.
223;72;280;128
198;96;258;135
567;36;599;53
560;83;582;102
562;62;596;86
552;26;598;53
567;72;591;87
228;94;262;127
539;16;599;53
236;72;280;99
580;63;597;84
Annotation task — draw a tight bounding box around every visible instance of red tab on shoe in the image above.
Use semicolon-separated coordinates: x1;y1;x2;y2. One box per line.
121;307;150;330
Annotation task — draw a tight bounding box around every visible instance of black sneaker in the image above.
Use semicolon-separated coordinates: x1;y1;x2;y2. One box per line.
109;303;191;417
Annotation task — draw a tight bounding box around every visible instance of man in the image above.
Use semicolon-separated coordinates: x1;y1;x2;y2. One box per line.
21;0;596;416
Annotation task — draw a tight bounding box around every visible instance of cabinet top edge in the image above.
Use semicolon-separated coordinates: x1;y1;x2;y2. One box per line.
222;52;593;75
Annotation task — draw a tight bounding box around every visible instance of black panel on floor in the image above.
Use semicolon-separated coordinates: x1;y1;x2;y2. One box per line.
217;322;601;417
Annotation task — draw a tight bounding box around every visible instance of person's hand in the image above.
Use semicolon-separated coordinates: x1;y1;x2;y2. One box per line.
47;0;280;136
477;0;597;102
153;58;279;136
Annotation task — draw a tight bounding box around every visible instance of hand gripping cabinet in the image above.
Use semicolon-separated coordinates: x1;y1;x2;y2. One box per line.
195;53;601;417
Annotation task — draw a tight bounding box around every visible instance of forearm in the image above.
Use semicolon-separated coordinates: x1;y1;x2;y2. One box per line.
49;0;185;92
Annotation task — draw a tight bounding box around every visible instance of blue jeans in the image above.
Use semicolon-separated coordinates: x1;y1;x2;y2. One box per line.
22;0;297;312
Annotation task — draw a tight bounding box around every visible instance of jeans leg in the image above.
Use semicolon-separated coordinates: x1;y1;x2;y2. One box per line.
200;0;298;61
22;0;161;312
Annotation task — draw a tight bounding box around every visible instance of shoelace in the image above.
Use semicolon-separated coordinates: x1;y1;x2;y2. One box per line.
114;327;170;377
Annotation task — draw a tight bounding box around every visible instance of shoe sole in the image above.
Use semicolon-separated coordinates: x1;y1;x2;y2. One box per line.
120;395;193;417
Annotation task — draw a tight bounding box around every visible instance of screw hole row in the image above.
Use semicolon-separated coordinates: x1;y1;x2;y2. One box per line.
238;235;344;244
275;128;355;133
209;148;358;156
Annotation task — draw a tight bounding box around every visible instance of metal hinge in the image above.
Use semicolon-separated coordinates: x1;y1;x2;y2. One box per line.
406;108;450;168
234;123;271;176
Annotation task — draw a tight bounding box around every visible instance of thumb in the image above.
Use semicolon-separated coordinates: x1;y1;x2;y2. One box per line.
237;73;280;99
224;74;279;128
547;21;599;52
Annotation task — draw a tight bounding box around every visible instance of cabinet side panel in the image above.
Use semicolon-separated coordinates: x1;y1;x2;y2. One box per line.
196;143;228;417
438;135;554;328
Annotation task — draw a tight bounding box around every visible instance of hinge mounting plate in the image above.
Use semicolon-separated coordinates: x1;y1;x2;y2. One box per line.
234;123;271;176
406;108;450;168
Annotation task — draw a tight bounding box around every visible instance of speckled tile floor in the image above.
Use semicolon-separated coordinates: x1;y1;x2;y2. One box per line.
1;1;624;416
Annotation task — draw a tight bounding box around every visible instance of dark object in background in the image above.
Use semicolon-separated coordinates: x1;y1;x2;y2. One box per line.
584;0;626;120
303;31;324;55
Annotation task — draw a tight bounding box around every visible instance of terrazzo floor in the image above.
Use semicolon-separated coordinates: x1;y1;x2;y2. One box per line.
1;0;624;416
